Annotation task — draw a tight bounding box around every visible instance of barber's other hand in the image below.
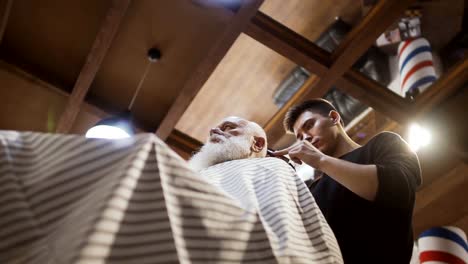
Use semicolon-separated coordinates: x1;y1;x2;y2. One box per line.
273;140;326;169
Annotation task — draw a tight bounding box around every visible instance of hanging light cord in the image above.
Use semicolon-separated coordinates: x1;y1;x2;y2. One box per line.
128;60;152;110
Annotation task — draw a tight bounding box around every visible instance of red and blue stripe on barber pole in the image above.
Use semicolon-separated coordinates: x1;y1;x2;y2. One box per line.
398;38;437;96
418;226;468;264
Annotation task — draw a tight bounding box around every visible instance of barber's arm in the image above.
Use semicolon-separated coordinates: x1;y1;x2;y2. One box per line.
274;141;378;201
274;133;421;208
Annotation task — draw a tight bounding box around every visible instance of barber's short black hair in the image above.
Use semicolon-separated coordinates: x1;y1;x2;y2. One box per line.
283;98;344;133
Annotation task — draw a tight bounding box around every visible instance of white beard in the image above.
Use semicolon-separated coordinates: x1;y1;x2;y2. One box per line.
189;135;252;172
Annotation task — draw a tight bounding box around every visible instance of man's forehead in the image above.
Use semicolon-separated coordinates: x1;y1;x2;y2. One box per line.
219;116;248;126
293;111;322;132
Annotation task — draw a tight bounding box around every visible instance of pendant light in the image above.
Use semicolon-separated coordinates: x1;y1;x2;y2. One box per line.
86;48;161;139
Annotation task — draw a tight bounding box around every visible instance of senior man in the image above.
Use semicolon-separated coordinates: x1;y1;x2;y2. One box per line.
189;116;267;171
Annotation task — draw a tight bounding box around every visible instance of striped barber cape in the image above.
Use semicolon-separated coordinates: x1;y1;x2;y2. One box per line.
0;131;342;264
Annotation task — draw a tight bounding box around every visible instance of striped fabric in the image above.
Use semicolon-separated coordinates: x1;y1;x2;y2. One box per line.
398;38;437;96
201;159;343;263
418;226;468;264
0;131;342;264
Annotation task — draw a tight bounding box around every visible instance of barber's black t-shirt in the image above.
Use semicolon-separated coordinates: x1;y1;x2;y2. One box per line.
310;132;421;264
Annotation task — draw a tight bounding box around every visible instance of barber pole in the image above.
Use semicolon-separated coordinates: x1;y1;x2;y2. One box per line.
418;226;468;264
398;38;437;97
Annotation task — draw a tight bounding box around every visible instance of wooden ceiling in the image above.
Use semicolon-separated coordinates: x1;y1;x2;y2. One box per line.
88;0;233;130
176;0;362;142
0;0;467;238
0;0;111;91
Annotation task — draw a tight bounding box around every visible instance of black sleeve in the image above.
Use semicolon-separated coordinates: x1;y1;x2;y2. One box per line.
370;132;422;210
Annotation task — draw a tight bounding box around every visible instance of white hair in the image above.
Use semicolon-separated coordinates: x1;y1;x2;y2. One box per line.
244;120;267;158
188;117;267;172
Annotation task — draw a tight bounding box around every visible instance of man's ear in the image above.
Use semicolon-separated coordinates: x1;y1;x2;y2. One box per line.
251;136;266;153
328;110;341;126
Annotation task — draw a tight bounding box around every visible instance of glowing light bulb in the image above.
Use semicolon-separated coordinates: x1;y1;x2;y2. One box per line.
85;125;131;139
408;123;431;151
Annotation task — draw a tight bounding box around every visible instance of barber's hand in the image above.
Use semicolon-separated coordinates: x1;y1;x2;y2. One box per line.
273;140;326;169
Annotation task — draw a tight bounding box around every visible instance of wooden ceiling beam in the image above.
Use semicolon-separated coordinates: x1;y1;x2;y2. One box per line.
413;56;468;118
249;0;415;145
275;0;414;140
155;0;263;140
330;0;415;62
0;0;12;44
55;0;131;133
1;58;201;155
413;163;468;236
166;129;203;156
337;69;411;124
414;163;468;215
244;11;332;76
264;75;321;147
